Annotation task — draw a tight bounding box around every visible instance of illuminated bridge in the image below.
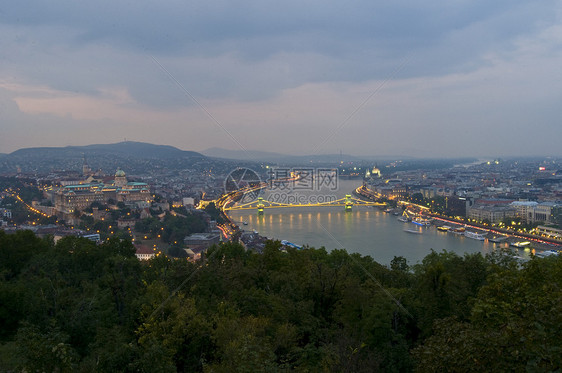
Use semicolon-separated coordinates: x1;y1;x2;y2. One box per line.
224;194;386;214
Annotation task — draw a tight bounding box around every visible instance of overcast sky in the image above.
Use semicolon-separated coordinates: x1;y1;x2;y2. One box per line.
1;1;561;158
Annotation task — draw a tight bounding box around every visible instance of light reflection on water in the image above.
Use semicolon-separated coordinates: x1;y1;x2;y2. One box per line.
229;179;519;265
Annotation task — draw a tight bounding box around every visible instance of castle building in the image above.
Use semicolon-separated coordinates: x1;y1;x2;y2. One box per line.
114;168;127;187
54;169;152;214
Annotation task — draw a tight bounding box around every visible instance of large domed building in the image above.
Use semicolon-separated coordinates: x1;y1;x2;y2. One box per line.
114;168;127;187
365;165;382;180
53;168;152;215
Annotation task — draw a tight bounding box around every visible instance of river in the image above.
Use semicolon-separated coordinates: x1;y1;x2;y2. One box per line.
228;179;526;265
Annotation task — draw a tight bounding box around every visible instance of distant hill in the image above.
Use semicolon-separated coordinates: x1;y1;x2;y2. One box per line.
0;142;208;174
202;147;368;164
10;141;203;159
202;147;288;161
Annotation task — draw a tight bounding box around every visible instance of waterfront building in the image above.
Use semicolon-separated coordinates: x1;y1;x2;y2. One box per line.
532;202;557;224
510;201;558;224
510;201;539;222
467;205;516;224
371;184;407;199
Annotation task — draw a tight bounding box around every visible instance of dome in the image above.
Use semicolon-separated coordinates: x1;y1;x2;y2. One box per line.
115;169;126;177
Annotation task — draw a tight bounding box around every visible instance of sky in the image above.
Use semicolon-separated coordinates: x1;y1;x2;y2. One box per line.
1;1;562;158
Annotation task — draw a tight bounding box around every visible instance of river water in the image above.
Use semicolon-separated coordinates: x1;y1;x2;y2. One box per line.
228;179;520;266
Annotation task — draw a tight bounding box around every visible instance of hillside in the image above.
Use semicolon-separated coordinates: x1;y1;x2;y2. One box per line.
202;147;368;164
10;141;203;159
0;141;208;174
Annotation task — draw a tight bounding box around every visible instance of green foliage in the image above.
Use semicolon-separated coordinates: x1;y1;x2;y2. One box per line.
135;216;163;235
161;213;207;244
204;202;225;224
135;214;207;244
390;255;409;272
0;229;49;280
413;255;562;372
14;321;78;372
411;250;488;337
1;230;561;372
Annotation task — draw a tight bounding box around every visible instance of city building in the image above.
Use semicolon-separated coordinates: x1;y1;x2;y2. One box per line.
510;201;558;224
467;205;516;224
510;201;539;223
183;233;220;249
532;202;557;224
0;208;12;219
54;169;152;214
135;244;156;260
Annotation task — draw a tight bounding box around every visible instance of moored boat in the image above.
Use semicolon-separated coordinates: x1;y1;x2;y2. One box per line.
464;230;487;240
534;249;559;257
511;241;531;248
412;217;431;226
281;240;303;249
488;235;507;243
450;227;466;234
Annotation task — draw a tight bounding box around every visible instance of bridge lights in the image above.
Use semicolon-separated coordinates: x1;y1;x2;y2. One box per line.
345;194;353;212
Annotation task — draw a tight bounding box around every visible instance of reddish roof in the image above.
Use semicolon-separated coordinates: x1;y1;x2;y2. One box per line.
134;244;155;255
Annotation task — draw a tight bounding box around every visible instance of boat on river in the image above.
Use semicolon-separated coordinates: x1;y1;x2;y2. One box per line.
535;249;559;257
450;227;466;234
511;241;531;248
412;217;431;226
404;228;422;234
281;240;303;249
464;230;487;240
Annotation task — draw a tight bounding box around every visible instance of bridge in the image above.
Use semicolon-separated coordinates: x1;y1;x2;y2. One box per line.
224;194;386;214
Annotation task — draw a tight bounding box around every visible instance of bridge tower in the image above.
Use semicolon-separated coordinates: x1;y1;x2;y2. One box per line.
257;197;265;215
345;194;353;212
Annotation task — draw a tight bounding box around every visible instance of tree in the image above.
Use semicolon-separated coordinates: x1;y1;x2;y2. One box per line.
14;322;78;373
204;202;225;224
390;256;409;272
136;282;214;372
414;256;562;372
411;250;488;337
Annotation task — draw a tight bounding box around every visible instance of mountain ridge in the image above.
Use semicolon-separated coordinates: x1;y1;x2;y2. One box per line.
10;141;204;159
1;141;208;174
201;147;415;163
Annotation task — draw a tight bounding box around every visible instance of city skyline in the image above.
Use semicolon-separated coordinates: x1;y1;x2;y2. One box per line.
1;1;562;157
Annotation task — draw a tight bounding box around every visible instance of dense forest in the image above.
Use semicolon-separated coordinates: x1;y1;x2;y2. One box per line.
0;230;561;372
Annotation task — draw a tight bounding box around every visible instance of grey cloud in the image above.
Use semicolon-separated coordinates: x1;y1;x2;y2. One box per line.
1;1;561;157
2;1;556;60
